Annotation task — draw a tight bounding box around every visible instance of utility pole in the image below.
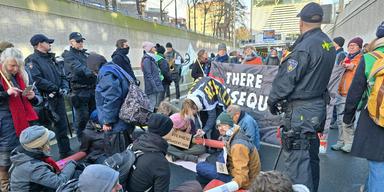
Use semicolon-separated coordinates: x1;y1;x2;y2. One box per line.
233;0;236;47
175;0;178;25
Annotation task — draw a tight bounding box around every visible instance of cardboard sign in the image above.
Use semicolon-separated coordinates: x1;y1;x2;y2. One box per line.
168;131;192;149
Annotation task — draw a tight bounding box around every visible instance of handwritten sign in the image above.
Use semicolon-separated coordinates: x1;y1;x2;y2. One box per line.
168;131;192;149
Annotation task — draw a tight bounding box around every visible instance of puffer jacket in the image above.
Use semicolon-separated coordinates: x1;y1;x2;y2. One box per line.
225;125;261;190
9;145;76;191
338;53;363;97
96;63;134;134
141;54;164;95
0;73;41;152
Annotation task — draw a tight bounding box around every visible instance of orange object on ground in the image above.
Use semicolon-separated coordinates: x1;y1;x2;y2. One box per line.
203;179;246;192
56;151;86;169
193;138;225;149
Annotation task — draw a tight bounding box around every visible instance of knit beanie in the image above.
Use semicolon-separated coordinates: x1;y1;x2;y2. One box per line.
20;126;55;149
216;112;234;127
333;37;345;47
87;53;107;71
170;113;186;129
166;42;172;48
142;42;155;53
156;43;166;55
348;37;363;48
148;113;173;136
376;21;384;38
78;164;119;192
218;43;227;51
0;41;14;52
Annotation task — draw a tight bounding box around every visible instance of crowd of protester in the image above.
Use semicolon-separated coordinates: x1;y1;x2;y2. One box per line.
0;2;383;191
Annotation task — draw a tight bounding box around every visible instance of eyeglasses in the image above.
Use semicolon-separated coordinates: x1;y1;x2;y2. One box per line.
216;124;226;130
76;39;84;43
348;44;358;47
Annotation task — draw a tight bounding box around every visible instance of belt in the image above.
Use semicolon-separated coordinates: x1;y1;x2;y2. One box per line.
288;96;323;109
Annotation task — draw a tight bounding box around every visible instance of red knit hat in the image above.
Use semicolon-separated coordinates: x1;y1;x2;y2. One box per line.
348;37;363;48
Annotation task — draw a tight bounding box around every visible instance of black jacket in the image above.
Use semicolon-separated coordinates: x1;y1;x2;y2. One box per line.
191;60;206;81
62;47;96;86
343;57;384;161
268;28;336;105
111;48;136;81
25;50;69;94
127;132;170;192
263;55;280;65
157;54;172;85
79;120;105;163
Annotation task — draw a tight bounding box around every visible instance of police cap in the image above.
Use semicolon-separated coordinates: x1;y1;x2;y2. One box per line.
30;34;54;46
297;2;323;23
69;32;85;41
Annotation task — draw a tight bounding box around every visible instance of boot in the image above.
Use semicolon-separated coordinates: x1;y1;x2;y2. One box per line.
0;166;10;192
186;155;198;163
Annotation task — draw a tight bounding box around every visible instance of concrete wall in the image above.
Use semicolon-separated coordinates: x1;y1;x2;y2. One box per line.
323;0;382;49
0;0;236;91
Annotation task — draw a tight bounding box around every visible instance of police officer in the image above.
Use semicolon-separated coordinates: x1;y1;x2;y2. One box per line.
63;32;96;142
267;3;336;192
25;34;75;159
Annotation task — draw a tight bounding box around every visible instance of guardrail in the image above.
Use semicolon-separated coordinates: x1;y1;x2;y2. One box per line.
63;0;231;41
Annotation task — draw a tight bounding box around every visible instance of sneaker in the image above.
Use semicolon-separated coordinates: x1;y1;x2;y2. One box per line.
341;146;351;153
60;150;77;159
175;99;180;104
331;144;343;151
330;122;338;129
171;155;179;162
186;155;198;163
165;97;170;102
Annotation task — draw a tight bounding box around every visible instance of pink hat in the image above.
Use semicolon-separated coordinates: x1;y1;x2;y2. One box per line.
142;41;154;53
170;113;186;129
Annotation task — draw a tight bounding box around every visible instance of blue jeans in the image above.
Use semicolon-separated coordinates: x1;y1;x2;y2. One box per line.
196;151;233;183
363;160;384;192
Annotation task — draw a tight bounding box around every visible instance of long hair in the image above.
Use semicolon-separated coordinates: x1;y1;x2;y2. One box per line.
180;99;196;119
0;48;29;86
197;50;206;62
40;140;51;154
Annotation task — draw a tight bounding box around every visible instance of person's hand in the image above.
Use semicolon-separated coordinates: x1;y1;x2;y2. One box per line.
268;105;279;115
195;129;205;140
203;74;207;77
218;136;223;141
24;91;35;100
59;89;68;97
345;63;354;71
7;87;22;97
103;124;112;131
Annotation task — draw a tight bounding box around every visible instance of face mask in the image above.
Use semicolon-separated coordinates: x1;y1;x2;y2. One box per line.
271;55;277;57
122;46;130;55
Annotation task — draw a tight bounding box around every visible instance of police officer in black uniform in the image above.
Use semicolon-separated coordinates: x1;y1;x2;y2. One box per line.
25;34;75;158
267;3;336;192
63;32;96;142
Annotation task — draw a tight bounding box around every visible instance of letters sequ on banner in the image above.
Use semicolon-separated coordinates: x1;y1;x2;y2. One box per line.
210;61;345;152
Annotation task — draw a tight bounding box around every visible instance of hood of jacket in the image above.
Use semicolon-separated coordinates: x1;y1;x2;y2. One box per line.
228;125;253;144
132;131;169;155
10;145;49;166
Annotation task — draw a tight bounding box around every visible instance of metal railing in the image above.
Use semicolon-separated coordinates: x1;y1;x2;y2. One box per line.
63;0;231;41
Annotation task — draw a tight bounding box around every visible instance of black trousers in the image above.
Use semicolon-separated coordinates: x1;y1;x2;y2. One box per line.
73;89;96;141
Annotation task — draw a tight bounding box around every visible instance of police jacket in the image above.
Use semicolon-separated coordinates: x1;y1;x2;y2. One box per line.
25;50;69;94
62;47;96;86
268;27;336;106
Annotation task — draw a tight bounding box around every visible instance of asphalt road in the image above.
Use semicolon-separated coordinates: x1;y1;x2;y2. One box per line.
49;95;368;191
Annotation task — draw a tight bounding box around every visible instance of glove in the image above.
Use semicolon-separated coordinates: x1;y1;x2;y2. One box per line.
59;89;68;97
268;105;279;115
135;80;140;86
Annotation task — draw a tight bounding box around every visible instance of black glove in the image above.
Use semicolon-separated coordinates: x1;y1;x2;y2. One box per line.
58;89;68;97
268;105;279;115
135;80;140;86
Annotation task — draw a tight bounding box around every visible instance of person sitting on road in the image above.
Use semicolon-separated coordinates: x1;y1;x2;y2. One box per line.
227;105;260;150
167;113;206;163
79;110;107;164
157;101;180;116
9;126;77;191
196;112;261;190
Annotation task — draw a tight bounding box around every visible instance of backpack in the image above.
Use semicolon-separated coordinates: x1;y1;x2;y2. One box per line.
113;66;152;126
366;51;384;127
56;179;79;192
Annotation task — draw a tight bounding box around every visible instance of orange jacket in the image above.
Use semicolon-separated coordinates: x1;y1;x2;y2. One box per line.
338;54;363;97
245;57;263;65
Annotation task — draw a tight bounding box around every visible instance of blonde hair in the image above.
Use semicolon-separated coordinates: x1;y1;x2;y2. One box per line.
1;48;29;86
227;105;241;117
180;99;196;119
40;140;51;154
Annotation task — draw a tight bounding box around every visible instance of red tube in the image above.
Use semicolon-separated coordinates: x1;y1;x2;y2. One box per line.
56;151;86;170
193;138;225;149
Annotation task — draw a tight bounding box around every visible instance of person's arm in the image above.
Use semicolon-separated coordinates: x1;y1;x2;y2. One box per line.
230;145;251;189
142;58;159;93
29;160;76;189
191;61;201;80
202;108;217;133
343;57;367;124
267;51;310;106
28;60;59;92
159;59;172;83
98;72;122;124
64;53;94;78
0;83;11;102
153;163;171;192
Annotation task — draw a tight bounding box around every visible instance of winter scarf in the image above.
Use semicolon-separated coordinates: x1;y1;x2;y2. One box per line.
241;51;258;64
216;54;230;62
347;51;361;60
39;157;62;173
0;67;38;137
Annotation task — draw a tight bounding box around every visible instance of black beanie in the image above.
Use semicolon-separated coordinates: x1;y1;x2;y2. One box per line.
148;113;173;136
156;43;166;55
87;53;107;72
333;37;345;47
166;42;172;48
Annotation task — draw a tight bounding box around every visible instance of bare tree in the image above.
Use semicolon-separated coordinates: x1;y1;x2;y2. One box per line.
200;0;214;34
183;0;194;29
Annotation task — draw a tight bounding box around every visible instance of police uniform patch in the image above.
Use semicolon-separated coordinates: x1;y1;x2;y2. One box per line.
287;59;298;72
28;63;33;69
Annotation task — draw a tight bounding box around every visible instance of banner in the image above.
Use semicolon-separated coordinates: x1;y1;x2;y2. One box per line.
210;61;345;151
181;43;197;76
